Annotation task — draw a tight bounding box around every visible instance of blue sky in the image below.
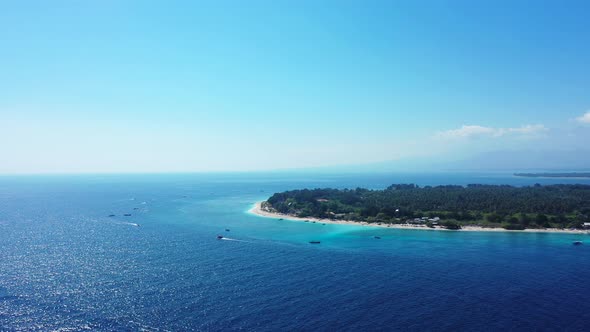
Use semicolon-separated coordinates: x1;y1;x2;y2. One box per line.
1;0;589;173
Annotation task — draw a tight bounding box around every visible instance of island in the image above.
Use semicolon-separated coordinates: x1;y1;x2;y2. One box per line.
514;172;590;178
252;184;590;233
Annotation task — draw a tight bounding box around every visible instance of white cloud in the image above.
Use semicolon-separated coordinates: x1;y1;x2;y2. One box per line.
576;111;590;124
436;124;547;139
499;124;548;135
436;125;496;138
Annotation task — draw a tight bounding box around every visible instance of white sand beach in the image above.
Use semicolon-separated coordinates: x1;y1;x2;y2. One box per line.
249;201;589;234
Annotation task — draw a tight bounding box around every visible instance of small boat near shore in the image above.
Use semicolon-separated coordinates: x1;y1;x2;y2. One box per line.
217;235;224;240
573;241;583;245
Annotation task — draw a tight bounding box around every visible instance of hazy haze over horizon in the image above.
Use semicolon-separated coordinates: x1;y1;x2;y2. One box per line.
1;1;589;174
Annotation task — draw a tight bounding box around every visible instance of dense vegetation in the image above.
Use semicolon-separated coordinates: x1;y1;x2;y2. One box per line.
515;172;590;178
265;184;590;230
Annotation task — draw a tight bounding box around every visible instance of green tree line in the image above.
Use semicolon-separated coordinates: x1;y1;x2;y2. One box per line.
266;184;590;229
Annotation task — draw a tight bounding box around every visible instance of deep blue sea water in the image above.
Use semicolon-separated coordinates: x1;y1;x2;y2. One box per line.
1;172;590;331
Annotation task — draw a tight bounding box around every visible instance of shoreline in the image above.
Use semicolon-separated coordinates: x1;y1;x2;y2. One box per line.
249;201;589;234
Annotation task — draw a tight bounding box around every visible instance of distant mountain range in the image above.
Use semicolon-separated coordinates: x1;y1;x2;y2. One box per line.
514;172;590;178
280;149;590;174
303;149;590;173
444;149;590;172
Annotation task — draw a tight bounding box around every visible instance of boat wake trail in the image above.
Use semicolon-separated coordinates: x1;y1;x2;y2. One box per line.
220;237;250;243
117;222;140;227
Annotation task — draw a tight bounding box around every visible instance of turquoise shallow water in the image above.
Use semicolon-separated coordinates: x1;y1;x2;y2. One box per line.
1;172;590;331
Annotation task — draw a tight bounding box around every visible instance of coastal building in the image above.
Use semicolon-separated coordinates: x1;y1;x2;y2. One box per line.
583;222;590;229
410;218;423;224
328;212;347;219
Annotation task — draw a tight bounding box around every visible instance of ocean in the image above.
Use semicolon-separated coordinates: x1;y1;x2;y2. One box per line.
1;172;590;331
